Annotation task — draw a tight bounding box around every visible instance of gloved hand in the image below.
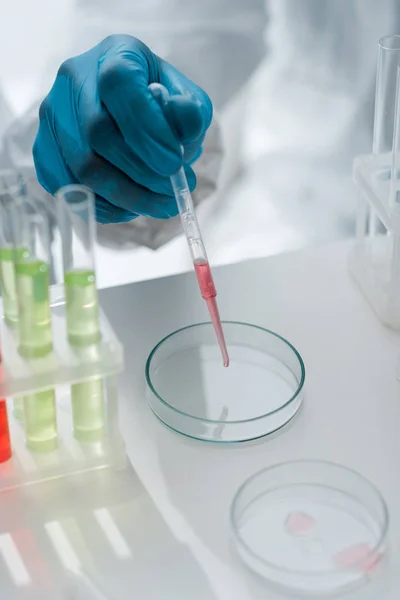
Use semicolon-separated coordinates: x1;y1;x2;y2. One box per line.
33;35;213;223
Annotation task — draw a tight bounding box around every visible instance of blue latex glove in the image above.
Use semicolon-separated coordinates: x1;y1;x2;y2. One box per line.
33;35;213;223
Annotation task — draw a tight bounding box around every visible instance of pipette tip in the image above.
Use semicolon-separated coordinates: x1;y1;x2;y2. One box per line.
206;297;230;368
194;260;229;367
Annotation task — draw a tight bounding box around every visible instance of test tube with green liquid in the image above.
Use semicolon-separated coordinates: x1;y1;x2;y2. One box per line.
0;173;22;326
14;199;57;451
14;204;53;359
56;185;105;442
0;171;27;420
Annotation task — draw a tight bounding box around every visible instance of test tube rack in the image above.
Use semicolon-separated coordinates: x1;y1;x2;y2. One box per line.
0;285;126;491
349;35;400;329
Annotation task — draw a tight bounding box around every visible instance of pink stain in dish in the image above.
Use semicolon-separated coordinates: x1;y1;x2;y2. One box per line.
284;512;316;536
333;543;382;573
194;260;229;367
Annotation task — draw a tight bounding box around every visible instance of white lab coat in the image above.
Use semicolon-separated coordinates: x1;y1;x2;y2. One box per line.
0;0;399;263
204;0;400;264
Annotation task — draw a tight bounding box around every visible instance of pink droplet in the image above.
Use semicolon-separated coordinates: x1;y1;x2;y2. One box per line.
333;543;382;573
284;512;316;536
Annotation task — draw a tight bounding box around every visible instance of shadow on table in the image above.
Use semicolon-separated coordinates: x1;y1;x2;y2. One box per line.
0;465;218;600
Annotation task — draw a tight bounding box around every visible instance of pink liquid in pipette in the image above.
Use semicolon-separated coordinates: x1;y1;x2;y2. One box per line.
194;260;229;367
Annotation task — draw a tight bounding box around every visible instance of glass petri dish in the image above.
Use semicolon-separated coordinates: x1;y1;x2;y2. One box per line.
145;321;305;442
231;461;388;596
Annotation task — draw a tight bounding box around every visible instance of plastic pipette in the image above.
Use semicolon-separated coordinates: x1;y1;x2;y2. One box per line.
149;83;229;367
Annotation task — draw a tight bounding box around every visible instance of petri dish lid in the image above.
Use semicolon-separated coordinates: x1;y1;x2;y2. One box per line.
145;321;305;443
231;460;388;596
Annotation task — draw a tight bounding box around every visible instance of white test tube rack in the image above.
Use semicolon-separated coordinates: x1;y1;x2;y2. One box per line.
0;289;126;492
349;35;400;329
0;182;126;492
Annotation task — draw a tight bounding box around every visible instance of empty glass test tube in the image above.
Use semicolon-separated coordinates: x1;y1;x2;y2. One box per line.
372;37;400;285
13;199;57;451
56;185;105;442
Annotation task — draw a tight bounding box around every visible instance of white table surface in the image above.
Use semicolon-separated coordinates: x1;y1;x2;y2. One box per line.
100;239;400;600
1;240;400;599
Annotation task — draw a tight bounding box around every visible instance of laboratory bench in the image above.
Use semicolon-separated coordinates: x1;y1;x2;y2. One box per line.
1;239;400;599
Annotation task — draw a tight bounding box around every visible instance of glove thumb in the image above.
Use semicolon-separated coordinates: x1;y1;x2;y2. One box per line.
168;95;206;144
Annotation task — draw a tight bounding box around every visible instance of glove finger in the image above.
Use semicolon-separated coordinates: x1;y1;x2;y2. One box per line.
33;121;143;223
167;96;206;164
168;96;206;145
158;58;213;130
87;106;196;196
98;44;182;176
66;144;179;219
184;146;202;165
95;196;138;224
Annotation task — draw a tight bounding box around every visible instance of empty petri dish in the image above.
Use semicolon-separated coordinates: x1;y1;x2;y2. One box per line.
145;321;305;442
231;461;388;596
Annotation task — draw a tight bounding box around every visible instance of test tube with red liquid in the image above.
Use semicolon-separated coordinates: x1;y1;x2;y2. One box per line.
149;83;229;367
0;347;12;463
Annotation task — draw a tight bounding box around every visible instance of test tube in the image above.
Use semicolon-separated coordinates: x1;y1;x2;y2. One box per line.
0;171;25;326
0;340;12;463
374;36;400;296
0;171;26;420
23;387;57;452
56;186;100;347
13;200;57;451
14;201;53;358
56;185;105;442
373;36;400;206
0;399;12;463
373;36;400;158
